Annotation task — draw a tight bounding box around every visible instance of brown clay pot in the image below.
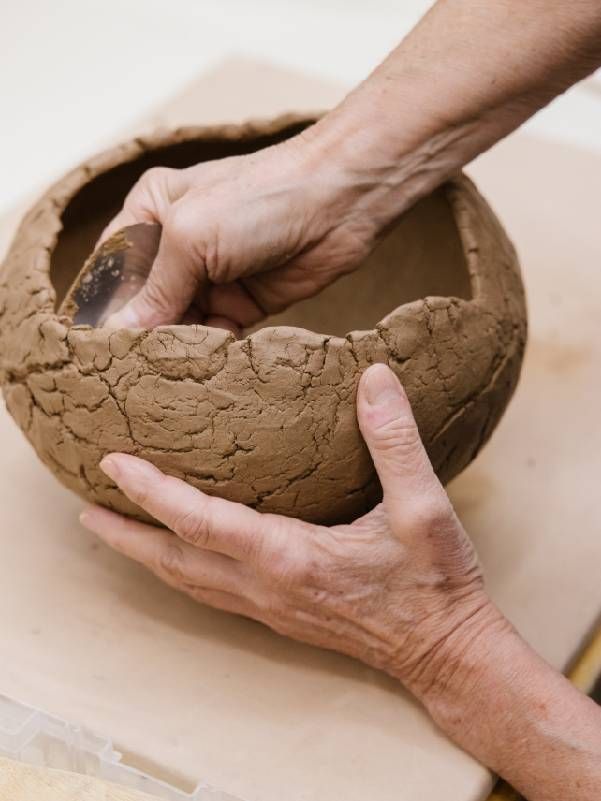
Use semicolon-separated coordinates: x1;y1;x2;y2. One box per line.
0;115;527;524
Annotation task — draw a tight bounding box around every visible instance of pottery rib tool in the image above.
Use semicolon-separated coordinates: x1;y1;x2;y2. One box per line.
60;223;162;327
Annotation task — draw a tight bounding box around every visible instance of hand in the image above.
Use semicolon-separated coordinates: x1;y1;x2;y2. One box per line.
77;368;601;801
80;363;496;698
101;131;381;333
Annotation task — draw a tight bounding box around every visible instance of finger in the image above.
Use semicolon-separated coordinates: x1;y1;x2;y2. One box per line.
203;315;241;336
239;244;360;317
105;220;202;328
98;166;190;247
206;282;266;329
182;586;260;620
178;305;242;337
356;364;443;520
98;207;155;247
98;453;293;563
80;504;246;593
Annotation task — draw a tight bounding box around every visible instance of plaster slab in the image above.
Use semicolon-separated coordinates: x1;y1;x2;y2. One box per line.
0;59;599;801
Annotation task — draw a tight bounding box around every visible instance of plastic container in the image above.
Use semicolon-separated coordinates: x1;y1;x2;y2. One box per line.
0;693;241;800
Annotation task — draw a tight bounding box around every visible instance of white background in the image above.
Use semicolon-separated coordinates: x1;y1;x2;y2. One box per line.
0;0;600;212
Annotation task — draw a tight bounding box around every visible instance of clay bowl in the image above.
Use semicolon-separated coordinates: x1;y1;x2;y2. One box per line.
0;115;527;525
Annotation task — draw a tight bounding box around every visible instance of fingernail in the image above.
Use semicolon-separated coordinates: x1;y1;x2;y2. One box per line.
363;364;403;407
100;455;120;481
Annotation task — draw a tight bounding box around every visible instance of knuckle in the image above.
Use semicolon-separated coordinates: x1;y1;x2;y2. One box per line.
259;518;326;587
293;553;321;587
267;545;316;589
157;539;185;580
402;493;453;535
165;201;226;283
124;167;169;210
139;274;173;317
164;204;194;243
171;499;212;548
130;477;153;511
141;166;172;188
202;220;226;283
374;417;422;453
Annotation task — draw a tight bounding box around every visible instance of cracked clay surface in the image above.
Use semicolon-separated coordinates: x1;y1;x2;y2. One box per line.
0;115;527;524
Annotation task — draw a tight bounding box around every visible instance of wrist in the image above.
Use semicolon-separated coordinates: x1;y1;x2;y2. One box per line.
298;89;470;236
394;600;527;774
281;118;395;249
381;595;508;711
411;600;516;728
412;605;601;800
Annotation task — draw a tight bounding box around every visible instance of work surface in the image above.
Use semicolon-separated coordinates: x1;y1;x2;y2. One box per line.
0;61;600;801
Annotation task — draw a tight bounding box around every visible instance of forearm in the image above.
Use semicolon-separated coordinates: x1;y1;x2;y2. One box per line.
314;5;601;793
404;605;601;801
306;0;601;227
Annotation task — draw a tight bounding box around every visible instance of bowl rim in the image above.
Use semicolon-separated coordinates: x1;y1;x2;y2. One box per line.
5;113;520;349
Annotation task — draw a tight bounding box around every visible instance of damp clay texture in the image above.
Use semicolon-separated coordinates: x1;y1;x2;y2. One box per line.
0;116;527;525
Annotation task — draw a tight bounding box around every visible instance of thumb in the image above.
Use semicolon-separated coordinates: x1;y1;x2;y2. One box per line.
357;363;442;518
105;221;201;329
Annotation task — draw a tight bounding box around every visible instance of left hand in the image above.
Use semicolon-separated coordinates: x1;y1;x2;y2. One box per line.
80;363;496;697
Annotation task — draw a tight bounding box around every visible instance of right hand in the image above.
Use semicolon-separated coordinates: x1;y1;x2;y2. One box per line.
102;130;382;332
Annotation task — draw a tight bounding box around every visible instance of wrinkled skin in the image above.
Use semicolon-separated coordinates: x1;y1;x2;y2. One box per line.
79;0;601;797
103;133;381;333
81;364;492;695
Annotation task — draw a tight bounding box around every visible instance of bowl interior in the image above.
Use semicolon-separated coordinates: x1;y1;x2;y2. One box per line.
51;121;472;337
